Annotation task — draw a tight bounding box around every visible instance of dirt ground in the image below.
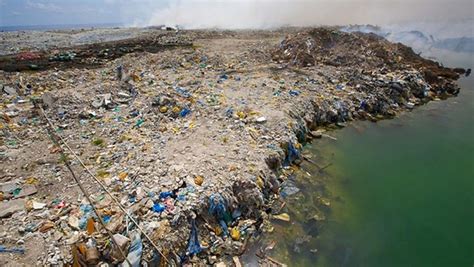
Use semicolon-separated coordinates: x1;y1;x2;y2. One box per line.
0;27;464;266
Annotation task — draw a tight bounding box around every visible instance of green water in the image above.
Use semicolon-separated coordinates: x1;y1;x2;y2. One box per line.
314;73;474;267
244;51;474;266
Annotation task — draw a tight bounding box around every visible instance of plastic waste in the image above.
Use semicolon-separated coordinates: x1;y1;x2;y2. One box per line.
85;239;100;265
175;87;191;98
120;231;142;267
209;194;229;236
232;208;242;220
135;118;144;128
273;213;291;222
187;219;202;255
109;234;130;263
194;175;204;186
230;227;241;240
280;180;300;198
225;107;234;118
163;198;175;212
289;90;301;96
159;191;173;199
102;215;111;224
86;217;96;235
0;245;25;254
78;204;94;230
116;65;123;80
152;203;165;213
283;142;301;166
179;107;191;117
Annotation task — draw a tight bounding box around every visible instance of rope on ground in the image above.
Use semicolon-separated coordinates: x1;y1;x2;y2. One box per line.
37;104;169;264
38;107;132;266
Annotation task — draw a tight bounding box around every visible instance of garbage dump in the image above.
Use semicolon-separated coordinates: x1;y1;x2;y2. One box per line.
0;27;465;266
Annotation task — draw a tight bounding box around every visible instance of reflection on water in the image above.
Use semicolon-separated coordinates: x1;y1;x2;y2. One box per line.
243;50;473;266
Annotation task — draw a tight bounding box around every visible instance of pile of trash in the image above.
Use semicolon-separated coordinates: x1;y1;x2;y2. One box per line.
272;28;465;89
0;27;467;266
272;27;398;67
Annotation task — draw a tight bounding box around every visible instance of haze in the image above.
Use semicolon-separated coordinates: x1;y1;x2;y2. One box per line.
1;0;473;32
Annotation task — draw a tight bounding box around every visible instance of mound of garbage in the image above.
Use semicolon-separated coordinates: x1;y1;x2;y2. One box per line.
272;28;465;90
0;27;468;266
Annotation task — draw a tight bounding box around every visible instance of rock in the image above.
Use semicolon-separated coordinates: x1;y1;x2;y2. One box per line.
0;199;25;218
255;116;267;123
92;93;114;109
3;86;17;95
319;197;331;207
215;262;227;267
310;130;323;138
280;180;300;197
233;256;242;267
39;220;55;233
112;234;130;248
41;92;55;108
110;233;130;262
311;210;326;221
32;201;47;210
0;181;18;194
68;215;80;230
105;213;124;232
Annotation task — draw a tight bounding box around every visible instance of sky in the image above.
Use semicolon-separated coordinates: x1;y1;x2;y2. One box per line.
0;0;168;26
0;0;473;29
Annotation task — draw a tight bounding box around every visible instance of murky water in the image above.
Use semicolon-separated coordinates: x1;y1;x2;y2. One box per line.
244;50;473;266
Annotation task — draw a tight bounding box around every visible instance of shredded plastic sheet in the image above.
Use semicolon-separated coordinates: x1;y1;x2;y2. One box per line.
0;245;25;254
283;142;301;166
187;219;202;255
208;193;229;236
120;231;142;267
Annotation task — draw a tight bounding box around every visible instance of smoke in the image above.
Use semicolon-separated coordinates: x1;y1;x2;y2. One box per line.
144;0;474;30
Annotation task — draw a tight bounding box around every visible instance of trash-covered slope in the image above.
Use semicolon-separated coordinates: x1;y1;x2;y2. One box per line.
0;27;467;266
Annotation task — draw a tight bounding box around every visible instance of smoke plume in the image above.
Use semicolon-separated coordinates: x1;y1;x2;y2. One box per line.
144;0;473;30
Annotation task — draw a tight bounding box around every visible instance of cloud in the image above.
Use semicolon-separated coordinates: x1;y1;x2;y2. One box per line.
26;0;63;12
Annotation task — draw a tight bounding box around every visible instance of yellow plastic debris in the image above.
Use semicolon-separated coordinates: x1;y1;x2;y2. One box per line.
194;175;204;186
256;176;264;189
230;227;241;241
25;177;39;185
237;111;246;119
118;172;128;181
172;106;181;114
214;226;223;236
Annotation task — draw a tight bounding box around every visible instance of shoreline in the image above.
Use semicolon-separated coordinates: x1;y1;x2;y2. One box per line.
0;27;466;266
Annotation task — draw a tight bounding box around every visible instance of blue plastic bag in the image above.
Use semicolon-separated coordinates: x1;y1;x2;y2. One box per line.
209;194;229;236
120;231;142;267
187;219;202;255
283;142;301;166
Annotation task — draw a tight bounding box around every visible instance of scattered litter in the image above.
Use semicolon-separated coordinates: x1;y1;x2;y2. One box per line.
0;245;25;254
273;213;291;222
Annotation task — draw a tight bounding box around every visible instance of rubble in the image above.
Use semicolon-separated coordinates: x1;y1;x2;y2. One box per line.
0;199;25;218
0;27;464;266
